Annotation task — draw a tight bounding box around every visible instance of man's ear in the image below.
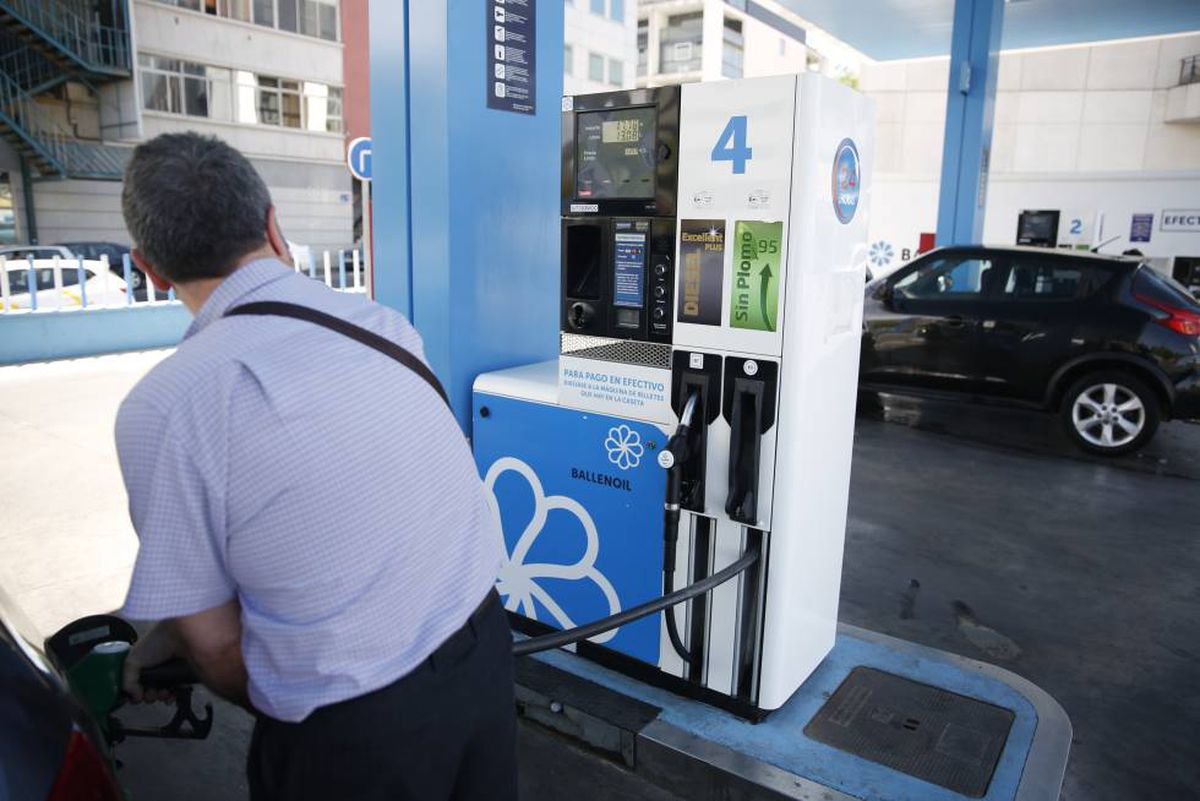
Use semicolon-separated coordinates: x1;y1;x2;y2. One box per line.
265;205;290;262
131;249;172;293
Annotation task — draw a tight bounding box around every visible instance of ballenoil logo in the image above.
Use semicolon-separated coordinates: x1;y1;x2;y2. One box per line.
832;139;860;224
483;458;622;643
604;425;644;470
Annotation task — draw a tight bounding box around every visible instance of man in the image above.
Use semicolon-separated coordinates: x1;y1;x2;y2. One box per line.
116;132;516;800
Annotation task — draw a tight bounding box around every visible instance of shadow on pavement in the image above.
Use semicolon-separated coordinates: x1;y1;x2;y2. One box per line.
843;404;1200;801
857;390;1200;481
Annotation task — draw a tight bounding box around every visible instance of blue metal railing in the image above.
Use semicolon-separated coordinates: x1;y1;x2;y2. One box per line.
0;31;70;94
0;68;132;179
0;0;131;75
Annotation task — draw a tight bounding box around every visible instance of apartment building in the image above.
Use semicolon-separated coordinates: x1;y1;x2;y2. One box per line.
565;0;638;95
635;0;864;88
0;0;353;251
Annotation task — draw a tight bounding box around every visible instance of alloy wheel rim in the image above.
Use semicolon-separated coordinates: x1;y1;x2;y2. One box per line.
1071;383;1145;448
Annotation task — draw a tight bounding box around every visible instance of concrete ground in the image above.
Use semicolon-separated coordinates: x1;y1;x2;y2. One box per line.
2;352;1197;800
0;350;168;635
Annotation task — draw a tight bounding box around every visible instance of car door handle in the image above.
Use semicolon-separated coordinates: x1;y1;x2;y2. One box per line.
943;315;966;328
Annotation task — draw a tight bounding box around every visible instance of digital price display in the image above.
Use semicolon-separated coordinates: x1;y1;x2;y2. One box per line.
576;106;657;200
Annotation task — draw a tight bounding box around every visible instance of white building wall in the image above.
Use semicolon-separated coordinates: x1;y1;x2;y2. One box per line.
564;0;637;95
134;1;343;85
27;161;352;252
636;0;865;88
860;32;1200;271
741;15;805;79
10;1;354;251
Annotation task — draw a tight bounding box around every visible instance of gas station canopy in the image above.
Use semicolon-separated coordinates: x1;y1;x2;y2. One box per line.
782;0;1200;60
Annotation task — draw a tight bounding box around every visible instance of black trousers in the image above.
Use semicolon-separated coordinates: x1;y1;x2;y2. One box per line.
247;590;517;801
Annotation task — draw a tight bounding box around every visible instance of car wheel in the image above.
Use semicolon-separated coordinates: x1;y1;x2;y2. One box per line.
1061;371;1160;456
129;269;145;290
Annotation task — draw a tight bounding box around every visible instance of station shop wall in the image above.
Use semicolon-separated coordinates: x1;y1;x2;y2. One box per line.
861;32;1200;271
867;173;1200;272
17;158;353;253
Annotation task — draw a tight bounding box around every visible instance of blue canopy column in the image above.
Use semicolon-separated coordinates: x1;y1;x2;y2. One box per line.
936;0;1006;245
368;0;563;431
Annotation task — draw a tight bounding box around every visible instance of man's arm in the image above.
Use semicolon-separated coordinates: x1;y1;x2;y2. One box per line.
123;599;250;709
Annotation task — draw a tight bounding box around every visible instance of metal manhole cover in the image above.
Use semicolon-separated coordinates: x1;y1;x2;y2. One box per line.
804;667;1015;797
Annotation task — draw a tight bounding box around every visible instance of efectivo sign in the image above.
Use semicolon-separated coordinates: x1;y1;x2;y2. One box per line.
1160;210;1200;232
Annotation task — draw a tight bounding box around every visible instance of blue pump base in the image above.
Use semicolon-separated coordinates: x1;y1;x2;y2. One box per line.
515;623;1070;801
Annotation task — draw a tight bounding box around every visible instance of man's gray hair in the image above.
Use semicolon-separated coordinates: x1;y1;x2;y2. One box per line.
122;132;274;283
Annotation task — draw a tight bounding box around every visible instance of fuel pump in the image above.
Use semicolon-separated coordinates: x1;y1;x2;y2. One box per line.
475;74;873;716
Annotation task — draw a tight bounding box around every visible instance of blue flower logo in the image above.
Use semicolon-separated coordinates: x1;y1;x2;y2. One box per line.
483;458;622;643
869;240;895;269
604;425;644;471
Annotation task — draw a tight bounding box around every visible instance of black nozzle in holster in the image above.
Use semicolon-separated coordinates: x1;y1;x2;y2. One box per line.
722;358;778;526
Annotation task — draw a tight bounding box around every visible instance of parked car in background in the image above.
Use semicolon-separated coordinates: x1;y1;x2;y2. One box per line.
1;256;128;310
0;243;146;296
0;588;123;800
861;246;1200;455
58;242;139;290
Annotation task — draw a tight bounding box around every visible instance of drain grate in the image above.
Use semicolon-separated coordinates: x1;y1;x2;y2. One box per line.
804;667;1015;798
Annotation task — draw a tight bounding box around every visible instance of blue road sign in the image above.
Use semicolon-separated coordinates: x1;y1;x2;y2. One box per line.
346;136;372;181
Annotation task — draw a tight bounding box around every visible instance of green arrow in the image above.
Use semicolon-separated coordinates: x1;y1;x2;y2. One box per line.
759;264;773;331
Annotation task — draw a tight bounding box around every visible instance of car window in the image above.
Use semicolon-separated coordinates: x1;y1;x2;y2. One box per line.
1134;265;1200;310
892;255;998;300
1002;260;1097;300
40;267;92;288
5;268;28;293
5;266;95;292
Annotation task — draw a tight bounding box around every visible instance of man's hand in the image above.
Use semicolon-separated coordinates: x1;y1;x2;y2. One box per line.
122;600;248;709
123;622;182;703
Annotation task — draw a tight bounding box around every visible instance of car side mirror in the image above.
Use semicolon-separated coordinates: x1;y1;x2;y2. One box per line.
875;282;896;307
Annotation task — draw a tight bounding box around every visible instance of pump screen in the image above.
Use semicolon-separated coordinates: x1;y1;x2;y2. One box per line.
576;107;657;200
613;232;646;309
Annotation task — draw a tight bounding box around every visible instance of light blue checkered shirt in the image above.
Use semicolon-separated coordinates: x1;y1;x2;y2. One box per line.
116;258;501;722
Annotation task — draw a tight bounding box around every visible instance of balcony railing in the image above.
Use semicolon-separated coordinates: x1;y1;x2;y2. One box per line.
0;67;131;179
1181;55;1200;87
0;0;131;74
0;30;70;94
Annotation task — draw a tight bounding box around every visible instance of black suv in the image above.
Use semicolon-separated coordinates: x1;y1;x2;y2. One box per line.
861;246;1200;455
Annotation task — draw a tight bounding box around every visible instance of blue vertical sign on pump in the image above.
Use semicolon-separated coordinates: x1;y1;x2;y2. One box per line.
474;394;665;664
487;0;536;115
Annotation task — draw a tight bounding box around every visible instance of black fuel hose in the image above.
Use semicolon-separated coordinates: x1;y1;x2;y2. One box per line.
512;549;758;656
661;391;700;664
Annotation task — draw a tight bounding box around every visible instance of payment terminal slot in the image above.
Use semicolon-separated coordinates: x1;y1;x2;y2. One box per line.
563;217;675;343
562;219;608;336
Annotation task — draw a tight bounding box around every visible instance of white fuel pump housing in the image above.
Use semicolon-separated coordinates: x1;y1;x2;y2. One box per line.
474;72;874;715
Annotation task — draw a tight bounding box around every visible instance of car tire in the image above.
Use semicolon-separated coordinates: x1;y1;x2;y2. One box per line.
129;269;145;290
1060;371;1160;456
856;389;885;418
